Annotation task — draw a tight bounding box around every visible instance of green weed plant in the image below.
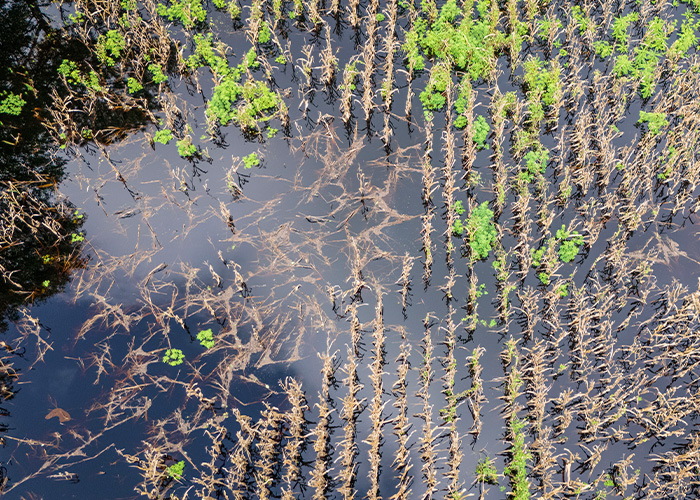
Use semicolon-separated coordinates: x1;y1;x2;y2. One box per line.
166;460;185;479
466;202;496;260
197;328;215;349
163;348;185;366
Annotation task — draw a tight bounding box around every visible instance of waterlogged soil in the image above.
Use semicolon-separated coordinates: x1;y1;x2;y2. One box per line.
4;0;700;499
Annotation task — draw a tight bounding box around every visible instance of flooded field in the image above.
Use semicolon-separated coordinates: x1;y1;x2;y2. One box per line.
3;0;700;498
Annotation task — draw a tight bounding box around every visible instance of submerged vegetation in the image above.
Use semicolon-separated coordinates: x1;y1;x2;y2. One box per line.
4;0;700;498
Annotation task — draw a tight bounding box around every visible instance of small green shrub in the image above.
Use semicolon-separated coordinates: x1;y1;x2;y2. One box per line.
58;59;82;85
520;147;549;183
558;241;580;262
258;23;271;43
58;60;102;92
177;138;196;157
197;328;215;349
644;17;671;52
419;64;450;111
0;92;25;115
531;247;544;267
156;0;206;28
153;129;173;144
555;225;584;263
522;56;560;107
243;152;260;169
96;29;126;66
504;416;532;500
166;460;185;479
593;40;613;59
466;202;496;260
473;115;490;149
571;5;592;35
669;16;698;58
163;348;184;366
245;48;259;69
613;54;635;77
638;111;669;136
476;457;499;485
612;12;639;47
148;64;168;84
127;77;143;93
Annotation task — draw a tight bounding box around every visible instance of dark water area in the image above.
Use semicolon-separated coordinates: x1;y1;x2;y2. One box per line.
4;0;700;498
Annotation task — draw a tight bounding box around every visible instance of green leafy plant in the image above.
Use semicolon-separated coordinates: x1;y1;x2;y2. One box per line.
555;225;584;263
522;56;560;107
163;348;185;366
492;253;508;281
0;92;25;115
503;417;532;500
644;17;672;52
531;247;545;267
593;40;614;59
197;328;215;349
148;63;168;84
613;54;635;77
466;202;496;260
520;147;549;183
58;59;82;85
476;457;499;485
571;5;592;35
473;115;490;149
156;0;206;28
404;0;506;108
258;23;271;43
127;77;143;94
243;152;260;169
245;48;259;69
96;29;126;66
153;129;173;144
177;137;196;157
166;460;185;479
612;12;639;47
669;16;698;58
58;60;102;92
638;111;669;136
419;64;450;111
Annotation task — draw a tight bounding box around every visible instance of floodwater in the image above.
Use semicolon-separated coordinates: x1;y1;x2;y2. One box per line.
3;0;700;498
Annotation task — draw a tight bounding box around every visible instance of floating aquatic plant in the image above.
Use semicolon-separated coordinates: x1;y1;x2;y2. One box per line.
163;348;184;366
